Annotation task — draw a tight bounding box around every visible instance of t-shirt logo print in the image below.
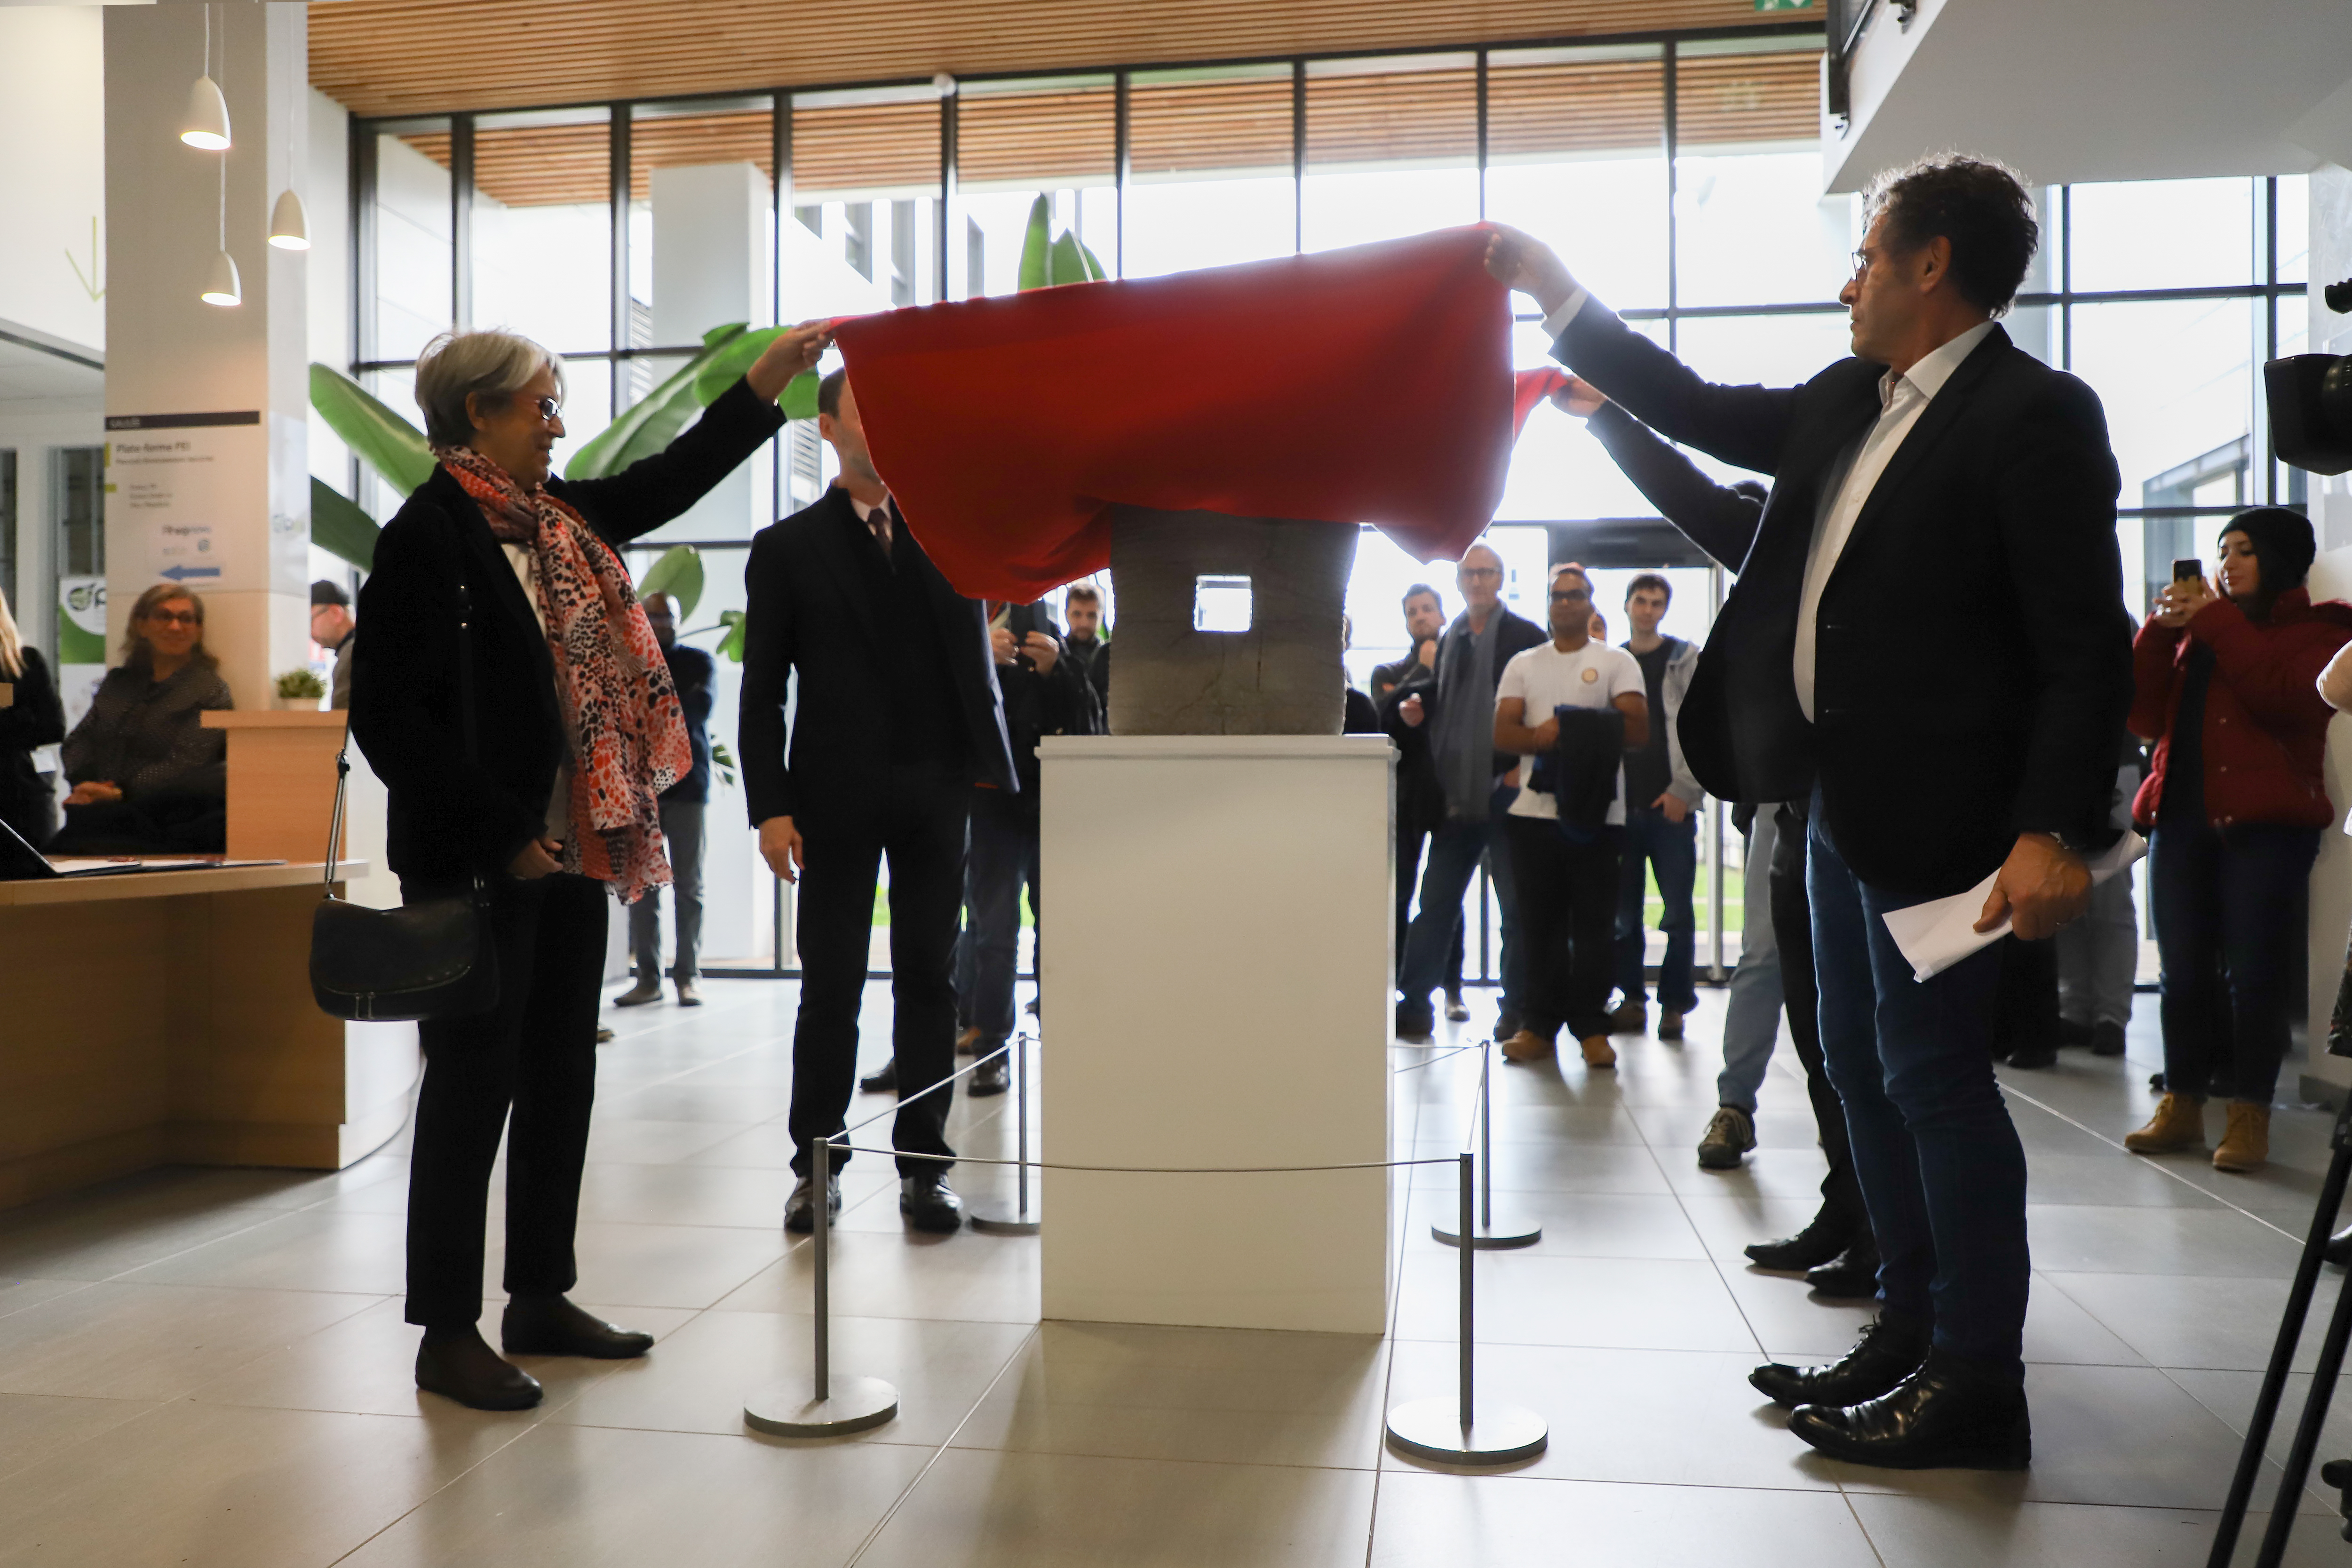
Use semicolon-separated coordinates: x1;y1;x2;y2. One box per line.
1581;667;1598;683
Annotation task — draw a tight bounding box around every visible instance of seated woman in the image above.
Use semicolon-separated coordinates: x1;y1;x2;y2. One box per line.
50;584;233;854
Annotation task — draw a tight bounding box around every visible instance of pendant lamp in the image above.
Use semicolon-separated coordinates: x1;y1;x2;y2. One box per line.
202;249;242;307
268;188;309;250
182;73;230;150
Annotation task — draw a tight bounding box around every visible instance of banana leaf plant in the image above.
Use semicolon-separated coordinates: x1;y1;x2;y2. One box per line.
1016;193;1109;290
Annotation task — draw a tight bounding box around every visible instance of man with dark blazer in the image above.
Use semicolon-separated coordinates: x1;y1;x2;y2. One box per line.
1490;153;2130;1470
741;365;1017;1236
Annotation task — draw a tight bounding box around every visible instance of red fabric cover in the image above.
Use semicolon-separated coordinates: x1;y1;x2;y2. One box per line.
1513;367;1570;434
828;227;1514;602
2129;587;2352;830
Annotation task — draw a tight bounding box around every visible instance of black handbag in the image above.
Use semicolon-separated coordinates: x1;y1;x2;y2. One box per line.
309;582;501;1022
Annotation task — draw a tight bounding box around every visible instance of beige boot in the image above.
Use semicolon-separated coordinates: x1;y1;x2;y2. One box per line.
2123;1093;2206;1154
2213;1102;2271;1173
1579;1035;1617;1070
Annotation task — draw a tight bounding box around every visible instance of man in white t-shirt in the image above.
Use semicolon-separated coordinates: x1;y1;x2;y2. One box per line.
1493;563;1648;1070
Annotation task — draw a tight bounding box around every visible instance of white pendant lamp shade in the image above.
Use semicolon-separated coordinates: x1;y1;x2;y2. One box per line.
181;73;230;150
201;249;242;307
267;189;310;250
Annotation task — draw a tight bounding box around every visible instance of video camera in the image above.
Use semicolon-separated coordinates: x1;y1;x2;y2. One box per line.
2266;275;2352;475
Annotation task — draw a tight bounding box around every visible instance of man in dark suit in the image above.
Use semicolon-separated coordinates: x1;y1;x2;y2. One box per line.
1491;152;2129;1469
741;365;1017;1236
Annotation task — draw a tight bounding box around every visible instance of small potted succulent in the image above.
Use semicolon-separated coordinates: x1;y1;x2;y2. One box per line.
272;667;328;711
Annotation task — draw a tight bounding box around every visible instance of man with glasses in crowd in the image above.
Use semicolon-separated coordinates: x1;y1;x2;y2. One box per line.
1386;543;1545;1044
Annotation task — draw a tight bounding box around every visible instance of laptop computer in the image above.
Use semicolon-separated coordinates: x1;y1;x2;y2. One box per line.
0;814;283;881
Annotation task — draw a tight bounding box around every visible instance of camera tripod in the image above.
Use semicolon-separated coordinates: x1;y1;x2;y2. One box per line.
2208;1086;2352;1566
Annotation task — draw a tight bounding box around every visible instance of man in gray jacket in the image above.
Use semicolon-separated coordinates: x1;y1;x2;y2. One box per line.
1610;574;1703;1039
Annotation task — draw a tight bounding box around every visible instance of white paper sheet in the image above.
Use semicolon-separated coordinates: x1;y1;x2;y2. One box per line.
1879;832;2146;984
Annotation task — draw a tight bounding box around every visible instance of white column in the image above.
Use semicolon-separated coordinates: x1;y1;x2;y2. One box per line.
102;1;311;709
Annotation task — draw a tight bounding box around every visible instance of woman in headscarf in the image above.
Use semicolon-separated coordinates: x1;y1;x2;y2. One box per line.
2124;507;2352;1174
353;321;827;1410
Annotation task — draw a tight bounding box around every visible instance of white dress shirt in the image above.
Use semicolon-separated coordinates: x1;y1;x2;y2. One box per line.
849;491;898;558
1789;318;1996;720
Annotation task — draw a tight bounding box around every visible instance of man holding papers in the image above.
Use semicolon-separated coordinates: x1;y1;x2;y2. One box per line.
1490;153;2131;1470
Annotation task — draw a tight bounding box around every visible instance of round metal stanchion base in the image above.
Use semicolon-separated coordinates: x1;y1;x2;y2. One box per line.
1383;1397;1549;1465
744;1375;899;1438
969;1210;1042;1236
1430;1220;1542;1250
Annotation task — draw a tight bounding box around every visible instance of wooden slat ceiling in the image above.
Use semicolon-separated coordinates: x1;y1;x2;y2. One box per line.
310;0;1804;119
391;49;1819;208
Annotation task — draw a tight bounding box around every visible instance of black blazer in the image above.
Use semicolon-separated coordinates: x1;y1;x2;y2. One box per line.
739;486;1015;828
0;645;66;846
352;378;786;890
1586;401;1765;572
1557;305;2131;897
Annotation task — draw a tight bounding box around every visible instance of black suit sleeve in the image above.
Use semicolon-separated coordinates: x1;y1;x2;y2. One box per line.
1994;375;2133;844
1555;302;1801;478
1586;402;1765;571
554;377;788;549
350;510;547;874
739;528;798;827
0;646;64;751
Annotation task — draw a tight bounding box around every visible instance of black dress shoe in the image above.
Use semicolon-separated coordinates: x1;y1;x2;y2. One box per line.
2327;1225;2352;1267
1805;1236;1882;1299
2058;1017;2094;1048
784;1173;842;1234
1788;1347;2031;1471
1745;1211;1858;1272
502;1294;654;1359
900;1171;964;1233
2002;1041;2058;1069
859;1059;897;1094
416;1326;543;1410
1750;1312;1930;1409
969;1053;1010;1097
1394;1004;1435;1045
2089;1020;2126;1057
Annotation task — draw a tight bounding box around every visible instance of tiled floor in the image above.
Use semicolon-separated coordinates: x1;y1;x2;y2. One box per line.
5;979;2352;1565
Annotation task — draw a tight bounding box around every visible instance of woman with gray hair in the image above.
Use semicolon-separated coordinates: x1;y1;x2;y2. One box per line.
352;319;829;1410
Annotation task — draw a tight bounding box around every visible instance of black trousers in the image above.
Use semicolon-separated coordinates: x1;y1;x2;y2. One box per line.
1504;816;1621;1042
1770;802;1868;1235
956;786;1039;1045
405;872;607;1328
1394;823;1467;994
789;765;969;1178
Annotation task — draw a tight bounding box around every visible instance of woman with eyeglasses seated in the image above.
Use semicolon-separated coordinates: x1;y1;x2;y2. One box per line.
350;323;827;1412
49;583;232;855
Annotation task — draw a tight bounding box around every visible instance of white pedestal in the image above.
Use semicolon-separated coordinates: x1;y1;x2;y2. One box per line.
1038;734;1394;1334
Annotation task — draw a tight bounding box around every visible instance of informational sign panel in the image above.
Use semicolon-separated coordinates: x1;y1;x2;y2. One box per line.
104;410;263;593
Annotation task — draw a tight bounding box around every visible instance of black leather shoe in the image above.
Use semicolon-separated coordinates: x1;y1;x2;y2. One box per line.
1745;1211;1858;1272
416;1326;543;1410
969;1054;1010;1097
502;1294;654;1359
859;1059;897;1094
900;1171;963;1233
1805;1236;1882;1299
1394;1004;1435;1045
1788;1347;2031;1471
2058;1017;2094;1048
1750;1312;1930;1410
2327;1225;2352;1267
2090;1020;2125;1057
2002;1041;2058;1069
784;1174;841;1234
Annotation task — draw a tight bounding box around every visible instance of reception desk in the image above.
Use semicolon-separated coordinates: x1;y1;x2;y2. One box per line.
0;860;419;1212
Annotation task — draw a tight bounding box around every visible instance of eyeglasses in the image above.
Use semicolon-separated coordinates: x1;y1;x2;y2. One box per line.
147;609;200;626
531;396;562;422
1549;590;1591;604
1460;566;1502;580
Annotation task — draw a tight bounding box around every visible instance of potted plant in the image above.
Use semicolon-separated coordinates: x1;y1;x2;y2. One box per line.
273;668;328;711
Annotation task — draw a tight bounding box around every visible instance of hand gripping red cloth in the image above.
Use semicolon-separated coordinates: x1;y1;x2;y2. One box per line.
828;226;1515;603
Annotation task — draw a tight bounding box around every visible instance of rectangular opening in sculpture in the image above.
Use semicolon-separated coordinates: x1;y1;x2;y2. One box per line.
1192;574;1254;633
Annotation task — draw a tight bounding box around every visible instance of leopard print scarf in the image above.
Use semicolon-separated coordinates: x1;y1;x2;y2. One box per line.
437;445;689;904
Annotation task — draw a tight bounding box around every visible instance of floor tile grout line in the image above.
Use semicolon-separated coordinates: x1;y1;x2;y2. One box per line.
1999;1078;2310;1244
839;1321;1043;1568
1362;1026;1451;1560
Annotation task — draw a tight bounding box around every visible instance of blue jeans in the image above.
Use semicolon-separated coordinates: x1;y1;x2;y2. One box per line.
2150;819;2319;1106
1399;789;1522;1019
1613;804;1699;1012
1809;806;2028;1379
1715;808;1784;1113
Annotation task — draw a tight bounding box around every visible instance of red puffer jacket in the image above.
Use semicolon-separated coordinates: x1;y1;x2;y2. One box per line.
2130;588;2352;830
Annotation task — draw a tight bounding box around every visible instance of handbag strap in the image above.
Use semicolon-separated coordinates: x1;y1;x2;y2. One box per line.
323;579;478;890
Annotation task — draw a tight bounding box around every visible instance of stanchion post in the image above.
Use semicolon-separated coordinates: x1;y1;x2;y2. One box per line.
1433;1039;1540;1251
1385;1147;1549;1465
972;1035;1041;1236
742;1134;899;1437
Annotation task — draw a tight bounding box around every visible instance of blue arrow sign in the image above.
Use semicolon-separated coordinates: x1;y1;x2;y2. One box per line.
159;565;222;581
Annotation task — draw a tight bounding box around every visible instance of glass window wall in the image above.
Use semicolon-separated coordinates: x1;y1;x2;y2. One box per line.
1124;64;1297;278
